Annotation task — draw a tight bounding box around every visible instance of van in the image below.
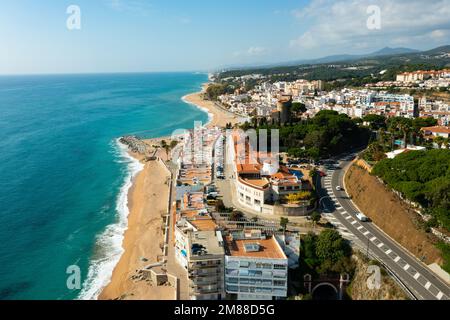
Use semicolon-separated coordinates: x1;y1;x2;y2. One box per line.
356;213;369;222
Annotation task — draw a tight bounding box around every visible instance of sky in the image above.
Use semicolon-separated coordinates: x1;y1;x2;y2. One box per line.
1;0;449;74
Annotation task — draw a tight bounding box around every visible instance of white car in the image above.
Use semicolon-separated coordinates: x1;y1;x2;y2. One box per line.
356;213;369;222
336;186;342;191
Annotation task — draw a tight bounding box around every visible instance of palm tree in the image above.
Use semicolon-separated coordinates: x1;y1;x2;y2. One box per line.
434;136;446;149
161;140;171;159
397;121;411;149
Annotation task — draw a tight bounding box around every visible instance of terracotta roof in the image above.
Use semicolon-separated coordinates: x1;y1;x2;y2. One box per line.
421;126;450;134
225;236;287;259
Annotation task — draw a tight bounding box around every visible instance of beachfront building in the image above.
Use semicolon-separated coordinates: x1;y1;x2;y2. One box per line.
226;131;309;215
224;230;288;300
174;192;225;300
186;230;225;300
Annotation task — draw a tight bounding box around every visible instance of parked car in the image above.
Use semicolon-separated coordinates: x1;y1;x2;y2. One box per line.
336;186;342;191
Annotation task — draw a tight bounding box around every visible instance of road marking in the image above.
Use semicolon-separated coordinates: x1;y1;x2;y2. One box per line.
425;282;431;290
346;216;353;220
437;292;444;300
357;226;364;230
414;272;421;280
377;243;384;248
370;237;377;242
351;220;358;225
403;264;410;271
394;256;401;263
364;231;370;236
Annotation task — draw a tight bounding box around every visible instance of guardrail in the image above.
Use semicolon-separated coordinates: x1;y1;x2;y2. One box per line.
353;243;418;300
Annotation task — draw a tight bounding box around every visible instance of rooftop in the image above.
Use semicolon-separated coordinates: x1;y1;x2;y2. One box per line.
188;231;224;259
225;235;287;259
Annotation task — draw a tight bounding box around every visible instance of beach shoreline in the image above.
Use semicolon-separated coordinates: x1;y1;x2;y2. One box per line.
96;81;244;300
183;83;246;128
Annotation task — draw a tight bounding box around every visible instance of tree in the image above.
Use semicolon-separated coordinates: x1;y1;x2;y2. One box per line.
161;140;170;158
230;211;244;221
311;211;322;225
363;114;386;130
280;217;289;231
434;136;446;149
315;229;352;264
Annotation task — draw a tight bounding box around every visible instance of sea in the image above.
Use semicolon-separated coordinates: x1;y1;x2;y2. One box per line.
0;72;209;300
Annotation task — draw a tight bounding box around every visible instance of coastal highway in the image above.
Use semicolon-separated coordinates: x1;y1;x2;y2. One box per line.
317;154;450;300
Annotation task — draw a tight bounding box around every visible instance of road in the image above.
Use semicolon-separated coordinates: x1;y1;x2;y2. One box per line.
317;154;450;300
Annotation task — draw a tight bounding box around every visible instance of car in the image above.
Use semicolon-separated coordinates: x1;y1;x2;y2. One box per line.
319;171;327;177
336;186;342;191
356;213;369;222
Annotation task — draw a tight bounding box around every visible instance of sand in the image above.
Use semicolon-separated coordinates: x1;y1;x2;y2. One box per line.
98;159;174;300
183;83;246;128
98;84;244;300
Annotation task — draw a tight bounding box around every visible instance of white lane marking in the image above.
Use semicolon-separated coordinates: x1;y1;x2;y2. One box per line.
414;272;421;280
385;249;392;255
351;221;358;225
364;231;370;236
346;216;353;220
377;243;384;248
370;237;377;242
357;226;364;230
437;292;444;300
425;282;431;290
403;264;410;271
394;256;401;263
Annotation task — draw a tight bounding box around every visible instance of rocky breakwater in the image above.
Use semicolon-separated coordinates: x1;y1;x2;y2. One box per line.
119;136;149;155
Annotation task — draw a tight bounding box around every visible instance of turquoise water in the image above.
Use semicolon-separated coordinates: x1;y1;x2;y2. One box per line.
0;72;208;300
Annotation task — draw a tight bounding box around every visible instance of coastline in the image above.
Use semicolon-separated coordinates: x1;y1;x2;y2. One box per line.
95;82;244;300
98;156;174;300
182;83;245;128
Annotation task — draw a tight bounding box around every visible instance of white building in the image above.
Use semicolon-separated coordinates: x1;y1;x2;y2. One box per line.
224;230;288;300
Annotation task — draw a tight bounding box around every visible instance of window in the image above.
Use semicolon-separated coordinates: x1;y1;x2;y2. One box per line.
274;280;286;287
274;264;286;270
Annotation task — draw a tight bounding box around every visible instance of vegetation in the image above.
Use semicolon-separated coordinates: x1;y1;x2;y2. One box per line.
217;46;450;88
205;83;235;100
300;230;354;276
285;191;312;204
242;110;370;161
280;217;289;231
372;149;450;232
436;243;450;273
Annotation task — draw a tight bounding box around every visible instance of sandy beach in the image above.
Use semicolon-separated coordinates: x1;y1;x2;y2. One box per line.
98;84;243;300
98;158;174;300
183;83;245;128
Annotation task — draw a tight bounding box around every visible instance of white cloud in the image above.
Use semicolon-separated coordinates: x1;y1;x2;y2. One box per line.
234;46;268;57
247;46;267;56
290;0;450;53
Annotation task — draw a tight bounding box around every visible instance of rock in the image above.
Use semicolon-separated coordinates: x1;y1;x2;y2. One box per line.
119;136;148;155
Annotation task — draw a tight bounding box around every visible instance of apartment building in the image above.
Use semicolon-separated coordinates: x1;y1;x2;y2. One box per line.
224;230;288;300
186;230;225;300
174;191;225;300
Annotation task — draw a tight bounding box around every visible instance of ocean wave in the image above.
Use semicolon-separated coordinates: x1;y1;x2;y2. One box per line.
77;139;144;300
181;94;213;127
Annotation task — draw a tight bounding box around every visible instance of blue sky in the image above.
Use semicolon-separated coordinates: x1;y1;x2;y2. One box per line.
1;0;449;74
